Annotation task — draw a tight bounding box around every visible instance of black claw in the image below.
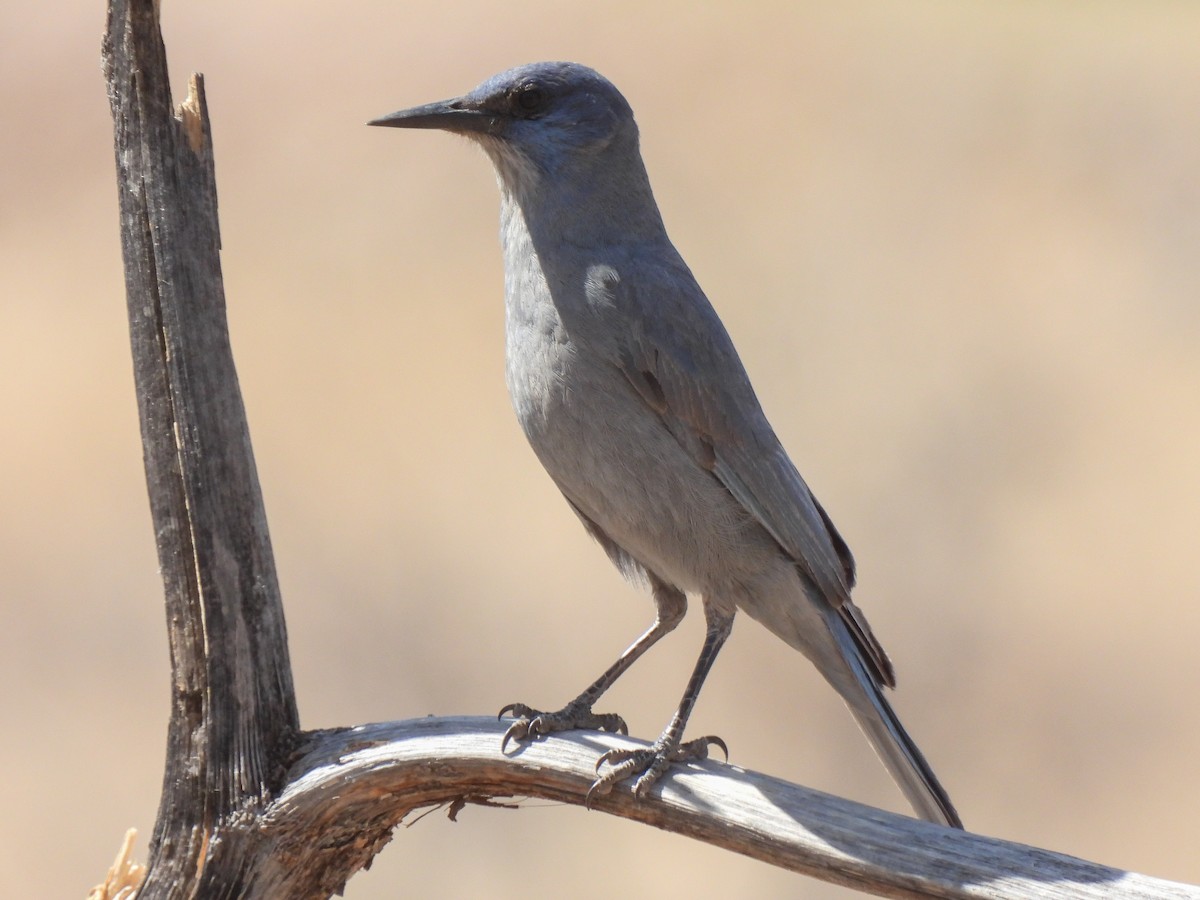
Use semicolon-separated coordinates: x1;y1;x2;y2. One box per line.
500;719;531;753
584;779;609;810
705;735;729;761
498;702;533;721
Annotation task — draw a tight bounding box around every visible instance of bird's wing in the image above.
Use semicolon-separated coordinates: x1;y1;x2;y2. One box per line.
587;256;856;608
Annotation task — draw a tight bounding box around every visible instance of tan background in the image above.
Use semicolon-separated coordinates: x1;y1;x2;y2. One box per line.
4;2;1199;897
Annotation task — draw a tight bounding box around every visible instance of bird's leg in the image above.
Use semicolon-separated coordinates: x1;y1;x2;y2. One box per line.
500;579;686;750
588;604;733;804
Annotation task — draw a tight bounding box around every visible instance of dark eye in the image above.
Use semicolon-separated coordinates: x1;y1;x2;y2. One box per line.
515;83;545;114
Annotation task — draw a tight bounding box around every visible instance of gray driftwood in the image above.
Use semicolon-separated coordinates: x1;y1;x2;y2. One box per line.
100;0;1200;896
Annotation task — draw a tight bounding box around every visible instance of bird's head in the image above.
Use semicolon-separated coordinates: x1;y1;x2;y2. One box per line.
370;62;640;192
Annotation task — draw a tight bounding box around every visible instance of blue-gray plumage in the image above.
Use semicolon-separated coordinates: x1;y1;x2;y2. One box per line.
370;61;962;828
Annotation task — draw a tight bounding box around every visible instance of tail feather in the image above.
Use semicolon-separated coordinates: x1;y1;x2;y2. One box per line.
737;571;962;827
829;617;963;829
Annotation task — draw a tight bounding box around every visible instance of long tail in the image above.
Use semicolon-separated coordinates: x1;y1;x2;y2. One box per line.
826;608;963;829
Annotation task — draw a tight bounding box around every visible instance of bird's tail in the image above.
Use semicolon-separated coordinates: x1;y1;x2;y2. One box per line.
825;609;963;829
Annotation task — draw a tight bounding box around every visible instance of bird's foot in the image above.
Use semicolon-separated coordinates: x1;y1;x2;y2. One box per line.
498;700;628;752
586;733;727;807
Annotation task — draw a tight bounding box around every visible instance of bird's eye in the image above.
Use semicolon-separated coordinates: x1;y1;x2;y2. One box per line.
515;84;545;114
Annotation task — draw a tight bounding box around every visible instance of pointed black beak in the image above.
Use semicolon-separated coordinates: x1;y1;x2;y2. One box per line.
368;98;502;135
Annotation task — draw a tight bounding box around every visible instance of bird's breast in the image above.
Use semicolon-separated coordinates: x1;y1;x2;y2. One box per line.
496;197;777;594
502;277;769;595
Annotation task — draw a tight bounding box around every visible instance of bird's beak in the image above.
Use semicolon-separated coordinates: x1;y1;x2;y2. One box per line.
368;98;501;135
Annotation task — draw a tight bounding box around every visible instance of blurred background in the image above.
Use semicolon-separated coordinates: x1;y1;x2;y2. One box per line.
4;1;1199;897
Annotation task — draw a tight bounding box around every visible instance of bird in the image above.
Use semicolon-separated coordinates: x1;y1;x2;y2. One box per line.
369;61;962;828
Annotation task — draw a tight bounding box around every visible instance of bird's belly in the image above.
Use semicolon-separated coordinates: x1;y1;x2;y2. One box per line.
507;342;772;595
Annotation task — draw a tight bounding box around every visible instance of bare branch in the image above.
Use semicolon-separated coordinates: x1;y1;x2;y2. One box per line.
241;716;1199;900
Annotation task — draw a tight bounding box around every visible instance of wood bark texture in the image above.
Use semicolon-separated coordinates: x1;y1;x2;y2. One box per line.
103;0;299;894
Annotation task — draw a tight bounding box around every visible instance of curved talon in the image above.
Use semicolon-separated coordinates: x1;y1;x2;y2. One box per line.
677;734;728;762
500;719;530;753
594;746;632;772
498;702;535;721
584;777;611;810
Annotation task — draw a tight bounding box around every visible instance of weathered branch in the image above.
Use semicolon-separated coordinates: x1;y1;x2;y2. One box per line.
100;0;1200;897
255;717;1200;900
102;0;298;894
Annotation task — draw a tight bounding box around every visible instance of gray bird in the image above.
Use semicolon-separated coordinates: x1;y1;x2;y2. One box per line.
370;61;962;828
